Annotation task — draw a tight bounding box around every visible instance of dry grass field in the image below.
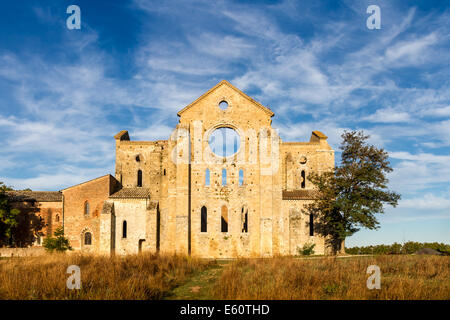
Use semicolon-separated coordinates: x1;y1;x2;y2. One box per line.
211;255;450;300
0;253;214;299
0;253;448;300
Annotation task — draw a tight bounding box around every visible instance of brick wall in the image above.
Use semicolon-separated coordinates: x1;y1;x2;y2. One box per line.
62;175;120;252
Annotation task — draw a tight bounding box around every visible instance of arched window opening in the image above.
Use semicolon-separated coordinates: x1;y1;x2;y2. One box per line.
84;201;90;217
221;206;228;232
135;155;140;162
301;170;306;189
84;232;92;245
209;127;240;157
137;170;143;187
163;169;166;176
201;206;207;232
122;220;127;239
55;214;60;222
309;214;314;236
222;169;227;186
241;207;248;233
205;169;210;186
239;169;244;186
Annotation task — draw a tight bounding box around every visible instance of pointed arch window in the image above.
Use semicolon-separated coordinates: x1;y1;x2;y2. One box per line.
239;169;244;186
137;170;143;187
84;232;92;245
122;220;127;238
221;206;228;232
201;206;207;232
205;169;210;186
222;169;227;186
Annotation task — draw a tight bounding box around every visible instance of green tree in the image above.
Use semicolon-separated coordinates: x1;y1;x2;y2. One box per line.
0;182;20;246
11;209;46;247
43;226;72;252
305;131;401;254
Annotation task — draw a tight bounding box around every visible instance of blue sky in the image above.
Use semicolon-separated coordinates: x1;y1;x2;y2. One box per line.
0;0;449;246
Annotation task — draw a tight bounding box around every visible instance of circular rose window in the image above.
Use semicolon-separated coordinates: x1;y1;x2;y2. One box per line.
219;101;229;110
209;127;240;157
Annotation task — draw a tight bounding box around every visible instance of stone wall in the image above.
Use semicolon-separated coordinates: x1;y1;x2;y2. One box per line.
112;198;153;255
0;247;46;257
60;80;336;258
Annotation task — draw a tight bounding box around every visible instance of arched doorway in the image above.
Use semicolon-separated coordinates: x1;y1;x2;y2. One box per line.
138;239;145;253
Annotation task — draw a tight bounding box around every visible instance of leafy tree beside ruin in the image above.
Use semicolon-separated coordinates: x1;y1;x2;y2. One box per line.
0;182;20;246
305;130;401;254
0;182;46;247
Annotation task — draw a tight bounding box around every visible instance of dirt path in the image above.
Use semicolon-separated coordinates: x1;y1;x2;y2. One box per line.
164;260;229;300
164;255;374;300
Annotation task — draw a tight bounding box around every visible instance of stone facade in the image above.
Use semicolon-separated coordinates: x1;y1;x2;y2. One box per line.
11;80;335;257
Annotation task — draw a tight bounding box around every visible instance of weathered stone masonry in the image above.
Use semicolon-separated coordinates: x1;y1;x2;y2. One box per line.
9;80;335;257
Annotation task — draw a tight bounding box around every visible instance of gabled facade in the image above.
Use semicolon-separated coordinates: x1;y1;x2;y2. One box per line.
82;80;335;257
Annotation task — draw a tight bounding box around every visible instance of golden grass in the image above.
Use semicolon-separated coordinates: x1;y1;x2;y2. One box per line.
1;254;448;300
211;255;450;300
0;252;214;300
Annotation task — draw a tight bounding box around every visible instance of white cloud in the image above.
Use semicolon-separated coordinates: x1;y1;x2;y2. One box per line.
421;105;450;118
390;151;450;164
363;108;411;123
399;194;450;210
385;33;438;65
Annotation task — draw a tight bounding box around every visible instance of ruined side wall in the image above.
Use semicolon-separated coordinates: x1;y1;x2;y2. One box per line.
115;140;167;199
279;138;334;256
280;141;334;191
112;199;152;255
281;200;326;255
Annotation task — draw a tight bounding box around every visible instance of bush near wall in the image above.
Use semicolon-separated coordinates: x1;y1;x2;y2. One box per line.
345;242;450;255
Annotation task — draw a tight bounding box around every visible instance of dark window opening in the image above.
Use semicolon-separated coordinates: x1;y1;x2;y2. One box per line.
301;170;306;189
84;232;92;245
309;214;314;236
138;239;145;253
135;155;140;162
201;206;207;232
84;201;90;216
221;206;228;232
163;169;166;176
156;208;160;251
122;220;127;238
137;170;142;187
242;207;248;233
55;214;60;222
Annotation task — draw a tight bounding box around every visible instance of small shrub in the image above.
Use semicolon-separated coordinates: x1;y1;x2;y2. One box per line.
298;242;316;256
